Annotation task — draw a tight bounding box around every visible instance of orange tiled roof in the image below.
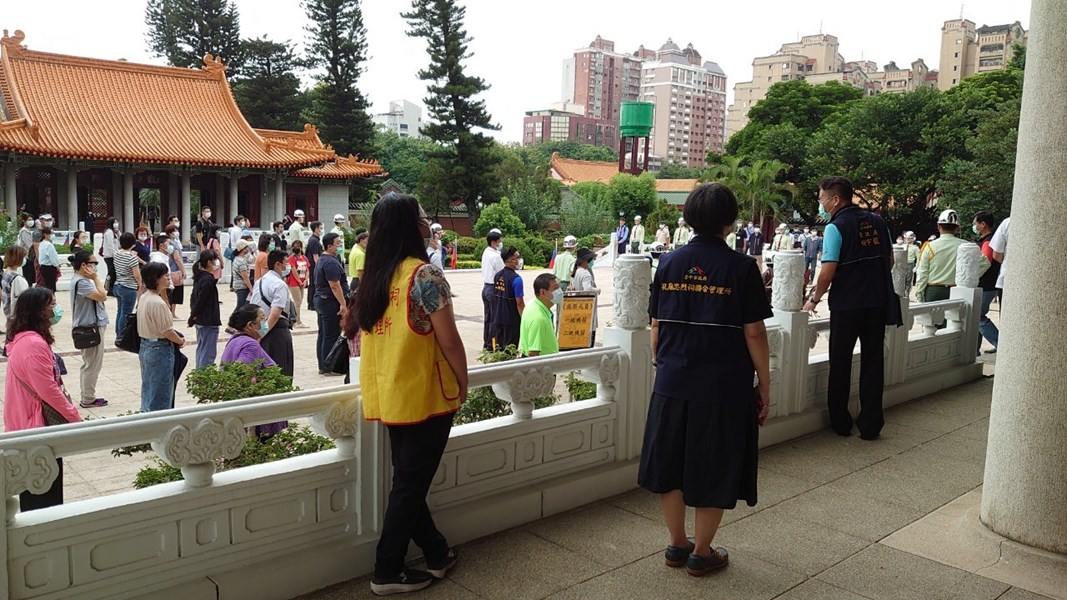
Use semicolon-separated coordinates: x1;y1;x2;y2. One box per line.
0;30;342;169
292;154;386;180
550;151;619;185
549;152;699;193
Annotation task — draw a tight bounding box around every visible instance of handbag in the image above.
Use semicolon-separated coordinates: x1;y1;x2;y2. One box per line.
116;312;141;353
16;375;74;426
72;326;101;349
324;336;350;375
169;270;184;286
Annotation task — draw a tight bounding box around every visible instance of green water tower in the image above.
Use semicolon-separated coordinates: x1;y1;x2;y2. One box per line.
619;102;654;137
618;101;654;175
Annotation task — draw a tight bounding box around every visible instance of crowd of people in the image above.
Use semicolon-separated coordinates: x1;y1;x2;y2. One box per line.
0;176;1012;594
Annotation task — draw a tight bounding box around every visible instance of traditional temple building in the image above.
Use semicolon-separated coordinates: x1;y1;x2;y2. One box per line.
0;30;384;242
548;152;698;206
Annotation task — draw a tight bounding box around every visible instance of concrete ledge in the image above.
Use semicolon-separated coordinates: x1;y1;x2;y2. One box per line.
883;489;1067;600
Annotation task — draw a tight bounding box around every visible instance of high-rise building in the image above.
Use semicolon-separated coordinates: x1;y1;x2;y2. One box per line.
938;19;1026;89
640;39;727;167
872;59;935;94
726;34;852;139
522;103;617;148
572;36;644;124
373;100;424;139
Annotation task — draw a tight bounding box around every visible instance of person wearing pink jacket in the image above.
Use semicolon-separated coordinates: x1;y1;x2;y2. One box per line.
4;287;83;512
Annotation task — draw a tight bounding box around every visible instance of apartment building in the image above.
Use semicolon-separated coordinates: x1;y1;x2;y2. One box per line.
938;19;1027;89
373;100;424;139
873;59;935;94
640;39;728;167
522;103;618;148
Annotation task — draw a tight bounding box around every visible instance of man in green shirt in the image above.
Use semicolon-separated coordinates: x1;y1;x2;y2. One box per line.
553;236;577;292
915;210;988;302
519;273;562;356
347;229;368;290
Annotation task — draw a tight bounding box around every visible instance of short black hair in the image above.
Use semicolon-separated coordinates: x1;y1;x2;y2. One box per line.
267;250;288;270
533;273;557;296
228;302;263;331
355;231;369;243
682;183;739;236
974;211;995;229
310;221;323;233
141;262;170;289
501;246;520;261
71;250;94;270
119;232;136;250
487;231;502;245
322;232;340;249
272;221;283;230
201;205;211;214
355;227;367;236
258;232;273;251
234;215;246;226
818;176;854;205
41;226;53;236
155;233;170;248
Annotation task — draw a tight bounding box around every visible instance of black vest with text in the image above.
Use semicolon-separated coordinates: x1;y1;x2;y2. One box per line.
491;267;521;326
828;205;894;313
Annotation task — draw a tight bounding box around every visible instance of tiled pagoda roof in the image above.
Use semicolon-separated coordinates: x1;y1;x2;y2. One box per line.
549;152;698;193
0;29;382;179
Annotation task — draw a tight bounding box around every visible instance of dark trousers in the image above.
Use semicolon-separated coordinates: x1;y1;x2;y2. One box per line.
315;296;341;372
39;265;58;292
481;284;494;350
827;307;886;438
491;323;519;351
104;256;116;295
20;457;63;512
260;320;294;377
375;413;452;579
21;260;34;287
234;288;249;309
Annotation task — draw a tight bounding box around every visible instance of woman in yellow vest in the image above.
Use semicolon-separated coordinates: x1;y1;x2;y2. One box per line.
355;192;468;595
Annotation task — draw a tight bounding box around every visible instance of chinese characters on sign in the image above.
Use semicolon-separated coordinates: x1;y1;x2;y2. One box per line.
558;293;597;350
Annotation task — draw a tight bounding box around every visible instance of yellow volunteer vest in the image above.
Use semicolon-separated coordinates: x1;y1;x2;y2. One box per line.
360;257;461;424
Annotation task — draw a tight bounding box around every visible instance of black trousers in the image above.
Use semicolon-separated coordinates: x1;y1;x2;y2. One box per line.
491;323;519;351
20;457;63;512
104;256;116;295
375;413;452;579
39;265;58;292
827;307;886;438
481;284;494;350
259;320;294;377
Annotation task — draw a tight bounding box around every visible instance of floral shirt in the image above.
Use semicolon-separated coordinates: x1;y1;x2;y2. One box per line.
408;263;452;334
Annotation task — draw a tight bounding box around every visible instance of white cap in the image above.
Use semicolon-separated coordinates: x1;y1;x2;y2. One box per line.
293;209;305;217
40;213;53;220
634;215;642;221
677;217;685;224
904;230;916;239
937;209;959;225
333;214;346;222
776;224;786;231
563;235;577;248
430;223;443;233
489;228;502;236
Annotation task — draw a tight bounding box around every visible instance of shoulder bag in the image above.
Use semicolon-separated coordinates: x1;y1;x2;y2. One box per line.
71;279;102;350
16;374;75;426
324;336;350;375
257;279;296;330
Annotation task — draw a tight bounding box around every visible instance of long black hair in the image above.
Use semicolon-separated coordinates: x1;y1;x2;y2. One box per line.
6;287;56;346
193;249;218;277
355;192;427;331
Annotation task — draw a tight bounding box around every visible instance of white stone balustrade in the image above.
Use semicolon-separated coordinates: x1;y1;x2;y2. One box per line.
956;242;984;289
612;254;651;330
892;247;909;296
771;250;805;311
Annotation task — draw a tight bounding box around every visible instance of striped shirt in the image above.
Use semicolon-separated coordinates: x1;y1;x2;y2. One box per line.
114;250;140;289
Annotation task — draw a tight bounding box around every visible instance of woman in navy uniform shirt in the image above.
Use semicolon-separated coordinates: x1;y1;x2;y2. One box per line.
639;183;772;576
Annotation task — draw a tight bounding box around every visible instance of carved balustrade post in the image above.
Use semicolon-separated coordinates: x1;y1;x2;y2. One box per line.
3;446;61;523
604;253;652;459
152;418;246;487
580;354;621;403
612;254;652;329
886;247;911;385
492;367;556;419
771;250;804;312
892;247;909;298
311;400;361;458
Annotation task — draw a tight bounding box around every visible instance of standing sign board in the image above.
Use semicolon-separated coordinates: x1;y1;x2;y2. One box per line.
557;292;597;350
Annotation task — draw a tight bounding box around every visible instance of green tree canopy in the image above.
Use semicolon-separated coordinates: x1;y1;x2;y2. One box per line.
504;177;559;233
374;128;441;195
145;0;241;69
403;0;500;218
473;198;525;238
571;181;612;210
231;36;304;131
939;97;1020;223
608;172;658;220
559;193;612;238
656;161;704;179
520;140;617;169
303;0;376;159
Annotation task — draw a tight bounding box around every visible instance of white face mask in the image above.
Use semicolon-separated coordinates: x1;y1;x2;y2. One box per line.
204;212;212;219
24;219;33;227
551;287;564;306
138;235;148;242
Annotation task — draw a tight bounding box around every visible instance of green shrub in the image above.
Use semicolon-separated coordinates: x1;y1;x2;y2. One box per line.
473;236;551;268
474;199;525;238
455;260;481;269
456;253;474;262
186;360;296;404
455;236;478;254
564;373;597;401
576;234;609;250
453;346;557;425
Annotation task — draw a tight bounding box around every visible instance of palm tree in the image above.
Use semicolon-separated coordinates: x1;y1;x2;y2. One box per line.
704;156;792;223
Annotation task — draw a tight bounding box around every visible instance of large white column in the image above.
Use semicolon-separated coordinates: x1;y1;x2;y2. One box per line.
110;171;122;220
65;167;78;230
122;172;134;234
3;163;16;218
274;175;285;221
981;0;1067;555
180;173;191;244
229;174;239;224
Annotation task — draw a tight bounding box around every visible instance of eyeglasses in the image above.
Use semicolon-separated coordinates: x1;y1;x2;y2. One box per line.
87;261;99;265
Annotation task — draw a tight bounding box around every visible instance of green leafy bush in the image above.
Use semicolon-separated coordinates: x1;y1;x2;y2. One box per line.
473;236;547;268
560;193;613;238
455;236;479;254
608;172;658;220
185;360;295;404
646;201;682;235
576;234;609;250
564;372;597;401
455;260;481;269
473;199;525;238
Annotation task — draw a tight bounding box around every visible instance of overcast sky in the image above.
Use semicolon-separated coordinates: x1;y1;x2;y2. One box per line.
5;0;1031;143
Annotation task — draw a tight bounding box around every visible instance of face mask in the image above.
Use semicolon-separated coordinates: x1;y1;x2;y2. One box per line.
588;259;595;269
517;258;524;270
257;320;269;337
175;221;181;228
971;224;979;235
21;256;28;268
204;212;212;219
49;305;63;325
818;201;831;221
268;242;276;251
24;220;33;227
112;223;119;230
138;235;148;242
551;288;564;306
172;231;180;240
281;266;291;278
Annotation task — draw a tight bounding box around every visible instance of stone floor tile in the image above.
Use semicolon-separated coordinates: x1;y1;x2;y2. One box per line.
445;531;609;600
543;569;660;599
773;484;925;542
523;503;663;568
757;443;862;486
772;579;870;600
884;401;984;434
715;504;870;576
293;575;481;600
952;417;991;442
817;544;1010;600
997;587;1056;600
916;429;989;463
914;377;994;415
826;448;983;513
616;552;806;600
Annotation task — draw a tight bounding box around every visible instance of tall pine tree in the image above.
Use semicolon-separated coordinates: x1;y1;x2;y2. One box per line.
231;37;305;131
403;0;500;217
302;0;376;159
145;0;242;69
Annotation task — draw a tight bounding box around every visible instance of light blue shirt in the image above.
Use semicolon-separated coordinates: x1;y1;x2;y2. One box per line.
38;239;60;266
821;224;842;262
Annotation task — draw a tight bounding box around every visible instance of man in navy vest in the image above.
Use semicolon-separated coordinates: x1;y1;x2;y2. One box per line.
803;177;902;440
489;247;525;350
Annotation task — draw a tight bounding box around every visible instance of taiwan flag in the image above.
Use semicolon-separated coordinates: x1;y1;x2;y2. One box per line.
450;241;457;270
548;240;558;269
